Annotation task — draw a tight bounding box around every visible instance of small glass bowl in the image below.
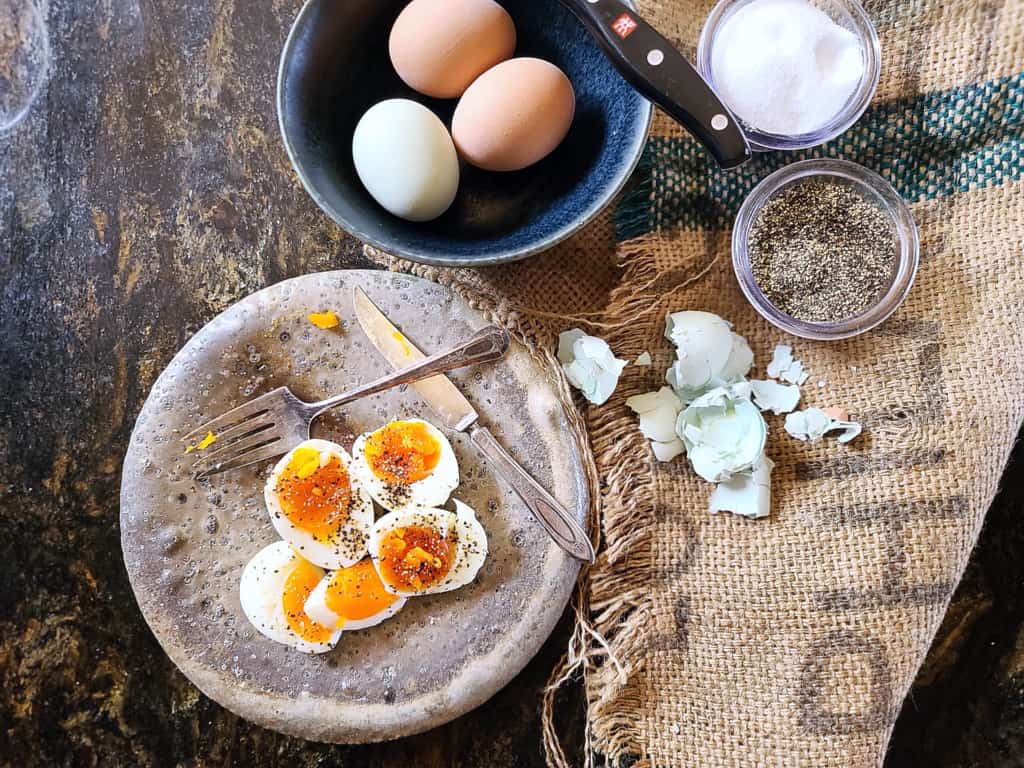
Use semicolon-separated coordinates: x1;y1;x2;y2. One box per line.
697;0;881;151
732;159;919;340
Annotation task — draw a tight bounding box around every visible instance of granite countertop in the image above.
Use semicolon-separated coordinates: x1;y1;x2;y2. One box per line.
1;0;1022;765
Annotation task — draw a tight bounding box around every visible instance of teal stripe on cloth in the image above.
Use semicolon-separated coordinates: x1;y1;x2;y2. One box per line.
614;72;1024;240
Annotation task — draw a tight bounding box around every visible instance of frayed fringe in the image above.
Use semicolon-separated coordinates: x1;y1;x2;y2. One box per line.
541;236;677;768
540;347;604;768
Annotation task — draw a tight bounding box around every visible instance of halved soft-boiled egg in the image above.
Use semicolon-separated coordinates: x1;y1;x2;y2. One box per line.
304;558;407;631
369;500;487;597
351;419;459;512
239;541;341;654
265;439;374;570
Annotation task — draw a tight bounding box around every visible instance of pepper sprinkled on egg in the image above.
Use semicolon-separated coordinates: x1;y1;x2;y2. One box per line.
242;421;488;654
369;500;487;597
265;439;374;569
378;523;456;592
351;419;459;512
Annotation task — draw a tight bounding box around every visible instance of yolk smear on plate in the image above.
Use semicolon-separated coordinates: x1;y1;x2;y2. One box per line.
308;311;340;329
185;431;217;454
325;559;401;622
377;524;454;592
282;557;333;643
275;448;353;542
363;421;441;485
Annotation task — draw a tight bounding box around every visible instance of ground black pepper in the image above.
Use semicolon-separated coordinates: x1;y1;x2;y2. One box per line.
748;179;898;323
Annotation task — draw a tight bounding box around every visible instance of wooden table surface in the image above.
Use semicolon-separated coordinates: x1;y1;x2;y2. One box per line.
1;0;1022;765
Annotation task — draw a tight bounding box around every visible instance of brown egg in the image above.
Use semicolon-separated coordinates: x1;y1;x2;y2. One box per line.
389;0;516;99
452;58;575;172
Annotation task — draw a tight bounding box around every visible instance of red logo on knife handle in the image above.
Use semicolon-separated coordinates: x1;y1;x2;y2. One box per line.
611;12;638;39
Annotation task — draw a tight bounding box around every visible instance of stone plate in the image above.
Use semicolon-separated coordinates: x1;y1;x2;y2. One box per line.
119;270;587;743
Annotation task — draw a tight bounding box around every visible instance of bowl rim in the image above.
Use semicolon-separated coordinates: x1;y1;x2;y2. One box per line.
276;0;654;268
731;158;920;341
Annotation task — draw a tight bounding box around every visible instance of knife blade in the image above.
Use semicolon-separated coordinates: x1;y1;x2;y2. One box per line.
353;287;595;564
354;290;479;433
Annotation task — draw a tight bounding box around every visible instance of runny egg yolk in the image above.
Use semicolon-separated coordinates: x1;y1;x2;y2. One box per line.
363;421;441;485
275;447;353;542
282;557;333;643
325;559;401;622
377;524;455;592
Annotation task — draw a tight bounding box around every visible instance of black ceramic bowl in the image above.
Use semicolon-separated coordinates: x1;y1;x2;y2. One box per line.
277;0;652;266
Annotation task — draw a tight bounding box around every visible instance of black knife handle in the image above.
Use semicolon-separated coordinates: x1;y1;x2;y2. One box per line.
561;0;751;169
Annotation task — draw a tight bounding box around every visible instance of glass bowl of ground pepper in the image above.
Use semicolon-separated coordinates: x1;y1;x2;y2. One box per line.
732;159;919;340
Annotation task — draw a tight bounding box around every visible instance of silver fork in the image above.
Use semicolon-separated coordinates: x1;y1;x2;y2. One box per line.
182;326;510;478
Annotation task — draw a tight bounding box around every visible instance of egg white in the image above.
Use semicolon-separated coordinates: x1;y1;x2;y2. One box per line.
304;566;407;631
350;419;459;513
238;541;342;654
264;439;374;570
369;500;488;597
352;99;459;222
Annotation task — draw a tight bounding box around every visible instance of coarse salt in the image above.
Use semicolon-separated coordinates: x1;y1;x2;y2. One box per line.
710;0;864;135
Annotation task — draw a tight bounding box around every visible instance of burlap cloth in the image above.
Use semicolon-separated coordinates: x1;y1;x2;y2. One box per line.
368;1;1024;764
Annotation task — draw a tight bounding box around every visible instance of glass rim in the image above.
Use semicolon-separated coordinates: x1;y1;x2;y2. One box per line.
732;159;920;341
697;0;882;152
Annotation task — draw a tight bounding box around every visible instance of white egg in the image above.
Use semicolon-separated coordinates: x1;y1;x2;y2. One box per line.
264;439;374;570
352;99;460;222
350;419;459;513
304;558;407;631
239;541;342;654
369;500;488;597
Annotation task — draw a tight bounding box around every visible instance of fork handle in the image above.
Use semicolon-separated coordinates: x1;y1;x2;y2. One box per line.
469;424;595;563
308;326;510;417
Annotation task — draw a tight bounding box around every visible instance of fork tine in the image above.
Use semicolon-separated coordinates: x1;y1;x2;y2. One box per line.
191;430;284;476
180;387;286;445
197;416;275;451
196;441;288;479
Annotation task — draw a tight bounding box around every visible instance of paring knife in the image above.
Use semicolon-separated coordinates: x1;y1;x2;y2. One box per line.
560;0;751;169
353;287;595;564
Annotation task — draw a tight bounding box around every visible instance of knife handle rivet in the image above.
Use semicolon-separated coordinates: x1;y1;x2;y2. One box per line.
647;49;665;66
711;113;729;131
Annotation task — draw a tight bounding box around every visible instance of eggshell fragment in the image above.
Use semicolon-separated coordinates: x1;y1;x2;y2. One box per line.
389;0;516;99
626;387;683;443
821;406;849;421
676;384;767;483
651;439;685;462
710;455;774;519
750;379;801;415
766;344;809;385
664;312;751;403
452;57;575;172
557;328;626;406
784;407;863;443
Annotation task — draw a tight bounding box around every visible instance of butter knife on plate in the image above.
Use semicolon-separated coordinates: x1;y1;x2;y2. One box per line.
353;287;595;564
